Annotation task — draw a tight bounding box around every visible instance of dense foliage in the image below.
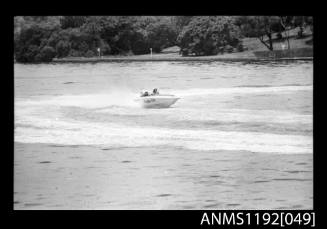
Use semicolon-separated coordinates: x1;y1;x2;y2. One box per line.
14;23;59;62
14;16;313;62
177;16;242;56
14;16;179;62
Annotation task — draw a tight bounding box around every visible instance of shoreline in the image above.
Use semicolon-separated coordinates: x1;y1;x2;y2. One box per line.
52;56;313;63
51;48;313;63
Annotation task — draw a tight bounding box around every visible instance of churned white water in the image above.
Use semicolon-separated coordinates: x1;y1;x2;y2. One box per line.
14;61;313;209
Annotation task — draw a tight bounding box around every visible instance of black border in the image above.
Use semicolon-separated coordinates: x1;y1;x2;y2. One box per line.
7;8;323;229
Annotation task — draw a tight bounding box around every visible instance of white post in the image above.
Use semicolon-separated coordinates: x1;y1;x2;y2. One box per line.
97;47;101;58
150;48;152;58
281;44;286;50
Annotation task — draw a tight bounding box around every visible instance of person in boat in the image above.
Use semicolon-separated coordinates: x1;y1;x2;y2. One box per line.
141;91;149;97
151;88;159;95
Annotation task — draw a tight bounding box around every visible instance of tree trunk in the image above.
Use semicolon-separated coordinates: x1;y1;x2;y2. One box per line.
286;30;290;49
280;17;290;50
258;35;273;51
267;33;273;51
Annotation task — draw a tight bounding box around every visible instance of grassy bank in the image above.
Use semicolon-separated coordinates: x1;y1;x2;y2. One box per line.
53;27;313;63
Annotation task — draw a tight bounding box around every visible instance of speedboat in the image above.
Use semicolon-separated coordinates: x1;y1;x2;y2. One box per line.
137;94;180;108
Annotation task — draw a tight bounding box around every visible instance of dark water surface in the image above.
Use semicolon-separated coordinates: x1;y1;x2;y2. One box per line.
14;61;313;209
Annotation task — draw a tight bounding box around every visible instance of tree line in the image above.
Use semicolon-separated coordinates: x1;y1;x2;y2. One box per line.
14;16;313;63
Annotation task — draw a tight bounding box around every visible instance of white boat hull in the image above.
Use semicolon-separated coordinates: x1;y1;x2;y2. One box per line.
137;95;180;108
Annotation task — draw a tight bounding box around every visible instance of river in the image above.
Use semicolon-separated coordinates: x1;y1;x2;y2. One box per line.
14;60;313;209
